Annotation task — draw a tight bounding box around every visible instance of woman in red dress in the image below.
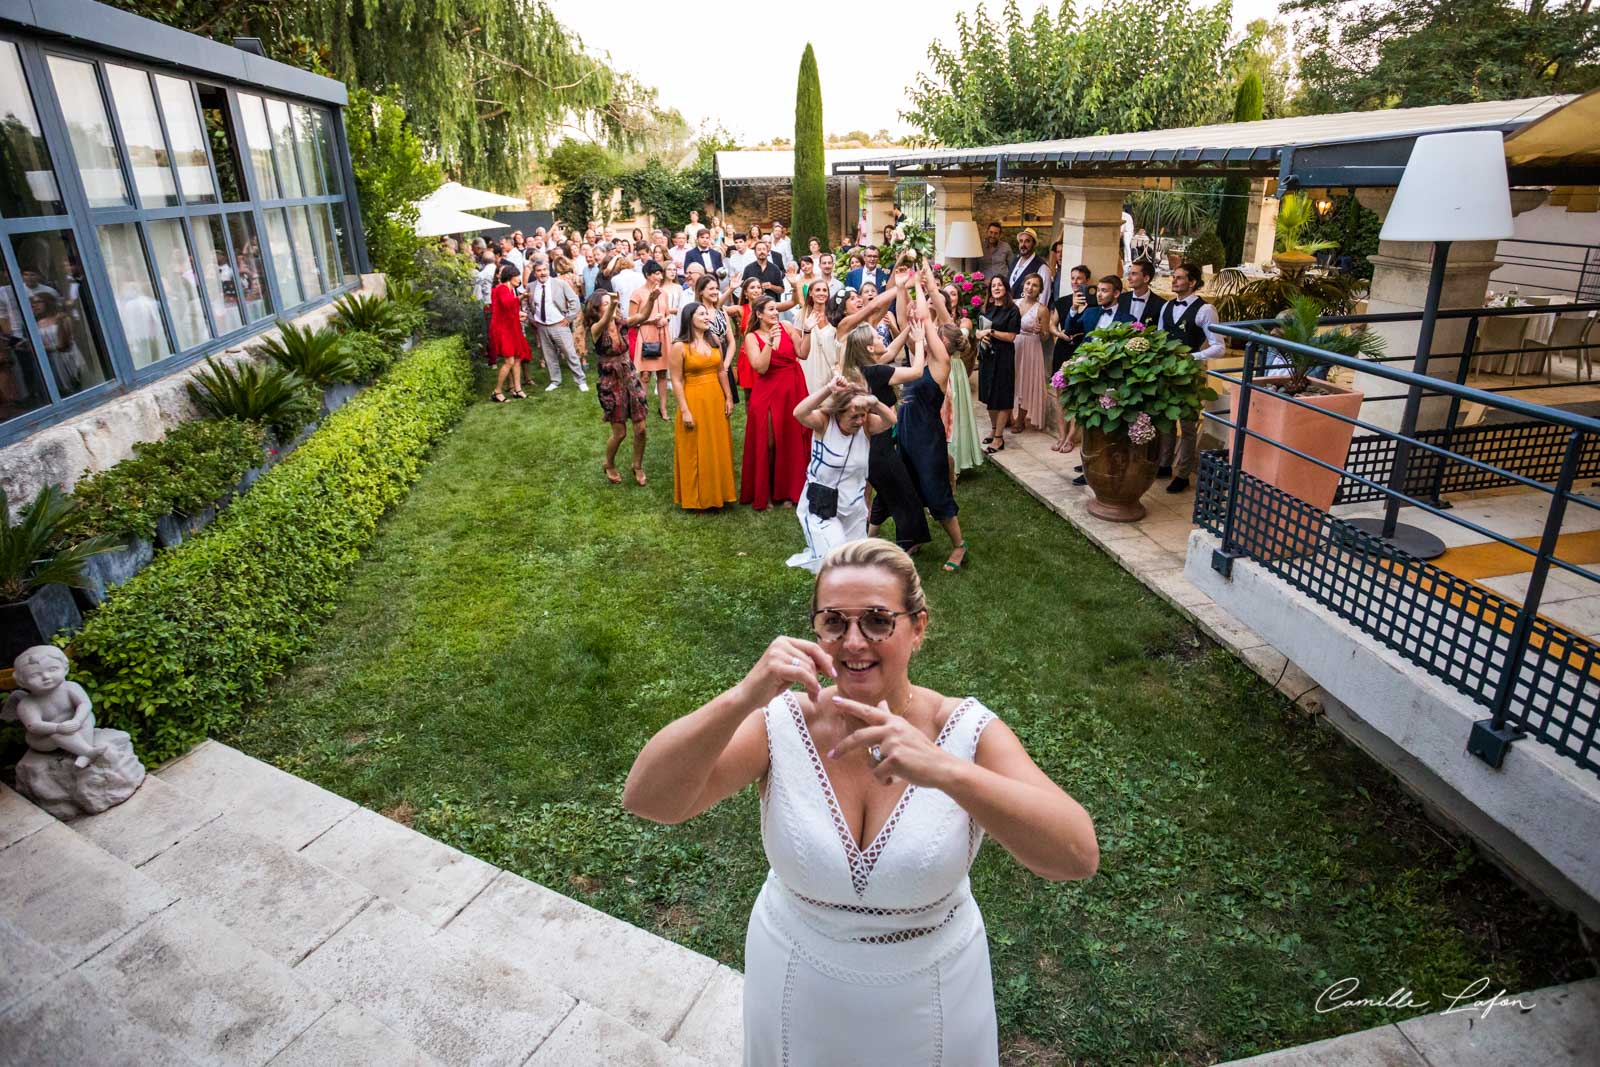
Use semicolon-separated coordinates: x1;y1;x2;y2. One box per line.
739;296;811;510
487;263;532;402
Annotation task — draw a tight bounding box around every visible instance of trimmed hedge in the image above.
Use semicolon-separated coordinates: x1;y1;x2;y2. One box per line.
69;336;473;762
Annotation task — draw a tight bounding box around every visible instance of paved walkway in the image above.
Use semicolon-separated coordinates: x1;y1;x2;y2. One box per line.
0;743;741;1066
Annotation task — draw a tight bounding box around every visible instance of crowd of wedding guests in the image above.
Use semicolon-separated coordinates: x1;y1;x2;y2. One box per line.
440;209;1223;569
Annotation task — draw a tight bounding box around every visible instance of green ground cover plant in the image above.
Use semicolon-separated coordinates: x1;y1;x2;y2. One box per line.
226;382;1593;1064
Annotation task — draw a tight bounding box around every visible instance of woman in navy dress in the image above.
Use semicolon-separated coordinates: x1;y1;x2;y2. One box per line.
896;268;969;571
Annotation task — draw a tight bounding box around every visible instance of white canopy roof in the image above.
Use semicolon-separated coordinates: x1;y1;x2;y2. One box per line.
412;205;509;237
419;181;528;211
715;147;920;184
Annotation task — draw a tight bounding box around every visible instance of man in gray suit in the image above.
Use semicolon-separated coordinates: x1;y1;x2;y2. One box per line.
525;258;586;392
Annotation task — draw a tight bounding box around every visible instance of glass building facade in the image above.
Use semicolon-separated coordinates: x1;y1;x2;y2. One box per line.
0;2;367;445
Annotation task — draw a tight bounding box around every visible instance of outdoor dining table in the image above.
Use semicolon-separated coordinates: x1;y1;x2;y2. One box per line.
1474;299;1558;375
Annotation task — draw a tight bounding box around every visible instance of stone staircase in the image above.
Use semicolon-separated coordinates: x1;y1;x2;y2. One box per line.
0;740;743;1066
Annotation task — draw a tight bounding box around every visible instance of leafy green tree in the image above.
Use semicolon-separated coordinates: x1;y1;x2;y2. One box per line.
1231;19;1294;120
1217;73;1263;267
904;0;1241;146
343;89;443;280
1286;0;1600;114
544;139;621;230
792;45;829;255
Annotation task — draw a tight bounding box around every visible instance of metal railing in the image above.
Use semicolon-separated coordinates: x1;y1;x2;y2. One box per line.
1198;302;1600;779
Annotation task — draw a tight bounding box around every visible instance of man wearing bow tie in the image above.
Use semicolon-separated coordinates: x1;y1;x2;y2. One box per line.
1155;262;1224;494
1116;259;1165;328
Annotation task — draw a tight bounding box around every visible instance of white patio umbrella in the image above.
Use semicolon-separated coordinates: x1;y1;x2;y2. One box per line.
411;204;509;237
419;181;527;212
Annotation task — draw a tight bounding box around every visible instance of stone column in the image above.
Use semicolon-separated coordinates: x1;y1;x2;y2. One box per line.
927;177;977;270
1347;189;1543;432
863;177;897;246
1241;179;1278;268
1054;186;1127;278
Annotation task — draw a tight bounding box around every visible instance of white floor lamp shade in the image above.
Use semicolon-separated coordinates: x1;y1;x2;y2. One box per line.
1380;131;1514;242
943;219;983;259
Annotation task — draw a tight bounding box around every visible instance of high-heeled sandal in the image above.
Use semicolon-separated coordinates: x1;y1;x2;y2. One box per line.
633;466;648;486
492;392;507;403
511;389;527;399
604;465;623;484
942;540;968;572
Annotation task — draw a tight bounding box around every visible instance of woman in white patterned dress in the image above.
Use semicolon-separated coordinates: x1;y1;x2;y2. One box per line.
624;539;1100;1065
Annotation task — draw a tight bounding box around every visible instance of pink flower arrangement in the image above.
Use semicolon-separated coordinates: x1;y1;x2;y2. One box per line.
970;295;982;307
953;273;965;284
972;271;985;281
1131;321;1145;331
1127;411;1156;446
1049;369;1067;390
932;262;943;272
960;281;974;292
1098;391;1116;410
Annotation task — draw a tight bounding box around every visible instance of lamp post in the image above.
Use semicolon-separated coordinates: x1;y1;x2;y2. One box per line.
1347;131;1514;559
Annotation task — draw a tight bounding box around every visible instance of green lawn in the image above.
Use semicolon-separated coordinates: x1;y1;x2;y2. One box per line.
226;371;1592;1065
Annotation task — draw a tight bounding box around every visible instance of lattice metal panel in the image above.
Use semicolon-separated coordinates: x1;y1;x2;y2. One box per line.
1197;453;1599;777
1334;421;1600;504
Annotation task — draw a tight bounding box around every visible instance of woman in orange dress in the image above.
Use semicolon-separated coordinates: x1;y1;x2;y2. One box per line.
740;296;811;510
487;263;531;402
671;302;738;510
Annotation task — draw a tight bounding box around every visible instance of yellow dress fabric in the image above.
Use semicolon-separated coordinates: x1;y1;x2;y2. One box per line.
673;341;739;509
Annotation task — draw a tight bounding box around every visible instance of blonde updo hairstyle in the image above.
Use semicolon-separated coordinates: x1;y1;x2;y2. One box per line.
811;538;928;621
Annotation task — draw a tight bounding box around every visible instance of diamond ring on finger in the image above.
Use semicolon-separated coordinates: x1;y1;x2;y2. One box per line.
868;744;883;765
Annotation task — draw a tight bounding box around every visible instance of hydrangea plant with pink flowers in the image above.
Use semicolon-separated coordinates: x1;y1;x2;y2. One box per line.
1056;321;1214;439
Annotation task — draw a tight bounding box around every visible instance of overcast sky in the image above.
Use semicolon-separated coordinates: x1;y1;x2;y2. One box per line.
549;0;1286;145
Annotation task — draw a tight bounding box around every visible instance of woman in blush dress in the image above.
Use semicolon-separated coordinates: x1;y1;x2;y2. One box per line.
740;297;811;510
1011;273;1048;434
623;538;1100;1067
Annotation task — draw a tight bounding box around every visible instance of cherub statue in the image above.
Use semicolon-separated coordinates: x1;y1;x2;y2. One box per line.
3;645;106;768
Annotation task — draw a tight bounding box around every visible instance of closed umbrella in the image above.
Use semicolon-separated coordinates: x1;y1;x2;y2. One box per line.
419;181;527;212
412;205;509;238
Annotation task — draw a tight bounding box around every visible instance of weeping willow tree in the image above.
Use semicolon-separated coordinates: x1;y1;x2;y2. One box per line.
108;1;677;189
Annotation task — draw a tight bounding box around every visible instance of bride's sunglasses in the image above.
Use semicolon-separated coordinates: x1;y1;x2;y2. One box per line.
811;608;921;643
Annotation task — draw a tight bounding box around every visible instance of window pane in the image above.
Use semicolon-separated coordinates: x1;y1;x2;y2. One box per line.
312;108;341;196
146;219;210;351
287;205;325;295
10;229;114;394
265;99;303;199
291;105;324;196
104;65;178;209
155;75;216;204
225;212;271;322
198;85;246;203
237;93;279;200
96;222;172;368
308;206;342;294
264;208;302;307
191;215;243;333
47;56;129;209
0;41;64;216
330;202;358;280
0;253;51;423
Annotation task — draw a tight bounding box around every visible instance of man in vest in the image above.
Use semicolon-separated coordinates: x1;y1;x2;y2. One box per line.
1156;261;1225;494
1008;228;1051;299
1117;259;1165;328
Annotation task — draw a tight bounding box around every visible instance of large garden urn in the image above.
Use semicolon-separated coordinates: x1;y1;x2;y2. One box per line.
1082;427;1160;522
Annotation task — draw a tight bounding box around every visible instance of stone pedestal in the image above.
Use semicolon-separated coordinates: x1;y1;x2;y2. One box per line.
863;178;897;247
1241;179;1279;269
15;729;146;819
1055;187;1127;279
928;178;977;271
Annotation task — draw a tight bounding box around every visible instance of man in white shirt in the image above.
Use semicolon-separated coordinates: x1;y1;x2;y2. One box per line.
1120;209;1135;268
725;233;755;285
979;221;1013;281
609;255;646;313
498;237;524;276
685;210;704;241
525;258;586;392
669;232;689;281
769;222;792;268
1155;261;1225;494
817;252;845;298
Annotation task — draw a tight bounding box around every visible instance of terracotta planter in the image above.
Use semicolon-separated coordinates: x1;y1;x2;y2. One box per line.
1236;375;1364;555
1271;251;1315;275
1082;426;1160;522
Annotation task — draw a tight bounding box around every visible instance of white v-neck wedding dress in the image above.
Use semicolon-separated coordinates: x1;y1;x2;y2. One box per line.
742;691;1002;1066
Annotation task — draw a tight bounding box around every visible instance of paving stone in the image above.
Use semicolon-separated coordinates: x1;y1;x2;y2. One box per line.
669;964;744;1067
446;870;718;1041
0;822;176;967
0;783;51;849
76;899;332;1067
300;806;496;927
525;1002;703;1067
1216;1024;1425;1066
140;815;372;965
0;918;70;1016
157;740;356;851
70;773;222;867
1395;977;1598;1066
264;1002;442;1067
296;899;574;1066
0;971;203;1067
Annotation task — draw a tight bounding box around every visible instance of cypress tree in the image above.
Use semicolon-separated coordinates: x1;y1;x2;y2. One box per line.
1218;73;1264;268
792;44;829;255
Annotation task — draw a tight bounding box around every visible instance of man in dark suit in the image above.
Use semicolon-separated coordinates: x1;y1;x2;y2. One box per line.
1116;259;1164;327
844;245;889;291
1061;274;1134;483
683;227;722;278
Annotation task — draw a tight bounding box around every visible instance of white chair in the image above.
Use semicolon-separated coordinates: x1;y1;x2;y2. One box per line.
1521;312;1596;380
1475;315;1528;376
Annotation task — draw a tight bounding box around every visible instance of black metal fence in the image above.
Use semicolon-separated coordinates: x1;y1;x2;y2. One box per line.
1199;302;1600;779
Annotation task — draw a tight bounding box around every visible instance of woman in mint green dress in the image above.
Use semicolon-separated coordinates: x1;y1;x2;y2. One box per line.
941;284;985;476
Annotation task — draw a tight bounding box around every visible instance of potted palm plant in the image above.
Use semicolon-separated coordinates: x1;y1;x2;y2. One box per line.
1272;193;1336;275
1;486;117;663
1054;322;1215;521
1237;294;1385;524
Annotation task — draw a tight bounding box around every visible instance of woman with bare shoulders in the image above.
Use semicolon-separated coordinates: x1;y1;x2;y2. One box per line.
623;538;1099;1066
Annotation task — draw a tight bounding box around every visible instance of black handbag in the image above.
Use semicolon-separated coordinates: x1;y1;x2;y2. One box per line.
805;433;855;520
640;341;662;359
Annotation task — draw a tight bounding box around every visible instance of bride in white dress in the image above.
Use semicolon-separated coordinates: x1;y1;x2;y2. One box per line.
624;539;1100;1065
